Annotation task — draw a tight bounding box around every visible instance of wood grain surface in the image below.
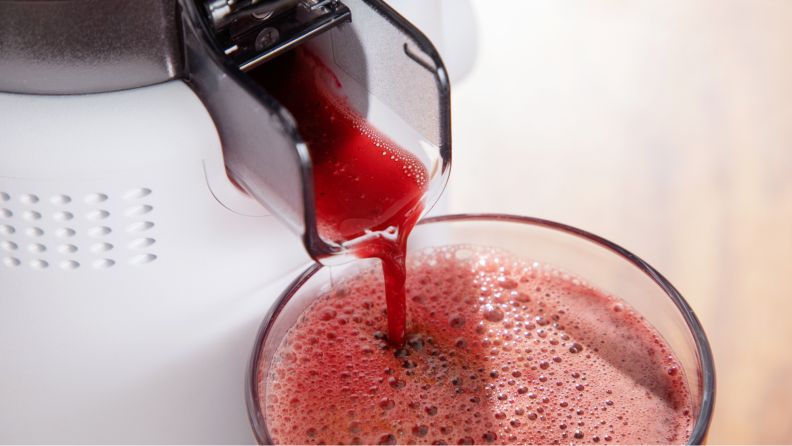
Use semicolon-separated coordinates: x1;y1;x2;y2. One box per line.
448;1;792;444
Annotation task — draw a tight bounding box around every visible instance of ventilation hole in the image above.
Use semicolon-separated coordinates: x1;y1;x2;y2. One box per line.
60;260;79;270
0;225;14;235
92;259;115;269
126;221;154;233
4;257;21;267
87;210;110;221
2;241;17;251
58;244;78;254
26;227;43;237
124;205;153;217
30;259;48;269
21;194;39;204
123;188;151;200
23;211;41;221
28;243;46;253
1;208;11;218
0;192;9;202
128;238;155;249
88;226;111;237
129;254;157;265
84;193;108;204
50;195;72;205
54;211;74;222
56;228;76;238
91;243;113;253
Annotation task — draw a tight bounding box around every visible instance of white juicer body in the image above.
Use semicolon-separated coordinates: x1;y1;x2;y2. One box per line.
0;81;312;443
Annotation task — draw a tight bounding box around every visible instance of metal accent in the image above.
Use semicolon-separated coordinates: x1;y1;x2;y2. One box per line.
0;0;182;95
206;0;351;71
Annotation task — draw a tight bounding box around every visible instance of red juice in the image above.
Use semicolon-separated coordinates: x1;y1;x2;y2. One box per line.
261;245;693;445
250;47;428;346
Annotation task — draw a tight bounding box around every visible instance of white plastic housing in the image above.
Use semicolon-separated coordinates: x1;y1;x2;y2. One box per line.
0;81;312;443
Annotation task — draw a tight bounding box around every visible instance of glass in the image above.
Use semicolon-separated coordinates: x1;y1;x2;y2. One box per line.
245;214;716;444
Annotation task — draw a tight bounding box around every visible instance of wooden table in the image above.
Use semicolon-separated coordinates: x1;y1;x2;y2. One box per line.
448;1;792;443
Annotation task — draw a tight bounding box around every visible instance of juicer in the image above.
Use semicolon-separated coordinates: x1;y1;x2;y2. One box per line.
0;0;461;442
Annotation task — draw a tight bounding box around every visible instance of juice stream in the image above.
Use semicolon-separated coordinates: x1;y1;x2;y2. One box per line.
250;47;428;346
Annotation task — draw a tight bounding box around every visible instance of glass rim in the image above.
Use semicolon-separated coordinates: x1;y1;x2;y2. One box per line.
245;213;716;445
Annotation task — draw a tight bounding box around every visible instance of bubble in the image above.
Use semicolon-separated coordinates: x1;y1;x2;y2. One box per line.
517;386;528;394
307;427;317;437
535;316;549;326
350;437;362;445
378;434;397;445
449;314;466;328
515;408;524;416
553;356;562;363
402;360;417;369
593;436;601;442
494;412;506;420
574;431;584;439
605;436;613;441
512;370;521;378
319;307;336;321
614;304;624;312
407;336;425;350
412;425;429;437
379;398;395;410
489;370;499;379
571;372;581;378
441;426;453;435
425;405;438;416
668;366;678;376
388;377;405;389
482;304;504;323
576;384;585;391
539;361;550;370
289;397;300;408
510;419;521;427
569;343;584;353
454;337;467;349
394;348;411;358
482;431;497;442
348;421;361;433
457;436;474;445
374;331;388;341
527;412;537;421
412;293;427;303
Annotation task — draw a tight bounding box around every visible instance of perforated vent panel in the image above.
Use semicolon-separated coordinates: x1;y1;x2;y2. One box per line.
1;188;157;270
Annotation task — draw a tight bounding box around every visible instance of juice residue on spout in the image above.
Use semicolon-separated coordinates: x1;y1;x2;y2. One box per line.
250;47;428;345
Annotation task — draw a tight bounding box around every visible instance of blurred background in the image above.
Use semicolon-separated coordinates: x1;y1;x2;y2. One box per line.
414;0;792;444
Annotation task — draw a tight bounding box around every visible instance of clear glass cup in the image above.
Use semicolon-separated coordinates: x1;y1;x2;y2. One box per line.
246;214;716;444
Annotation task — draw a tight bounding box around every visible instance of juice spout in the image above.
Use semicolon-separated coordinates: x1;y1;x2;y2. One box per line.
181;0;451;265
